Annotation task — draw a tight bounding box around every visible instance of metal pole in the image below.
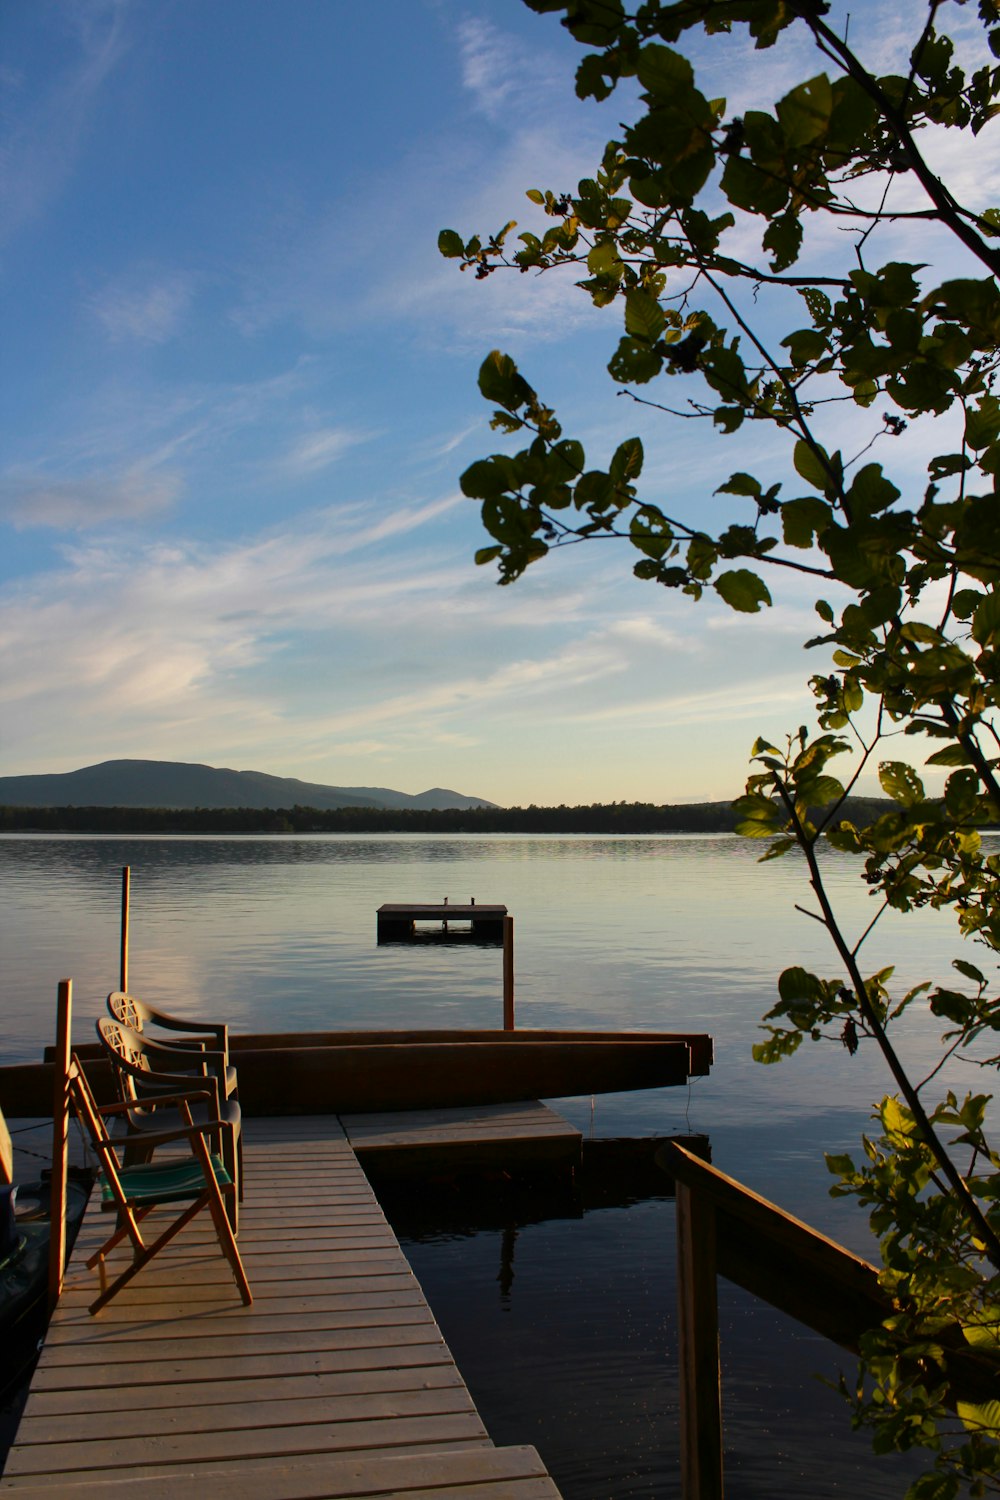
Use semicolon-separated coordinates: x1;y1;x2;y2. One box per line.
120;865;130;992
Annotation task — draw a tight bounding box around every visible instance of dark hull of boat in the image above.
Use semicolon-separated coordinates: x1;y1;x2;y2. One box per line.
4;1028;712;1117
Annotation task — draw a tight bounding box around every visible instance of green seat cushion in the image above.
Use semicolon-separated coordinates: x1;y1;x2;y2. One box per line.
101;1153;232;1208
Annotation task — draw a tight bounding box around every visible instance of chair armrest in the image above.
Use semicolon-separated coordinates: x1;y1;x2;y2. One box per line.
141;1036;227;1070
111;1115;229;1152
131;1071;223;1115
108;1088;215;1114
148;1013;228;1050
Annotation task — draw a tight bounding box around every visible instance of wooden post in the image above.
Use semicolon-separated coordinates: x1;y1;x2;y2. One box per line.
676;1180;724;1500
0;1105;12;1186
48;978;72;1312
120;865;130;992
502;915;515;1031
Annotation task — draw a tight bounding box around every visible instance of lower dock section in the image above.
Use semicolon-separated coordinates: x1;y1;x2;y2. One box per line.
0;1115;563;1498
342;1101;582;1178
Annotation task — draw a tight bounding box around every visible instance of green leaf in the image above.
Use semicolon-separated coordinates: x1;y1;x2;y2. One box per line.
714;570;772;612
905;1469;961;1499
438;228;466;259
624;289;666;341
762;211;803;273
971;591;1000;646
880;1096;912;1137
878;761;925;807
550;439;585;482
460;458;512;501
801;774;844;806
575;53;614;102
733;791;781;825
924;744;973;768
721;151;789;218
776;73;833;146
782;327;828;366
793;440;837;495
952;958;986;984
957;1399;1000;1436
846;464;900;518
965;394;1000;450
758;837;797;861
574;469;617;514
608;335;663;384
777;967;826;1005
716;472;762;499
752;1031;803;1063
478;351;531;410
587;240;621;276
782;495;831;548
635;43;693;99
609;437;644;485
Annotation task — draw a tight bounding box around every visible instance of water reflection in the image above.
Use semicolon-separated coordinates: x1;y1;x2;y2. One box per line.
382;1167;927;1500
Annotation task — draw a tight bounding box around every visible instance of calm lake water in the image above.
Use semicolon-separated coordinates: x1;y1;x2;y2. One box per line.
2;832;987;1498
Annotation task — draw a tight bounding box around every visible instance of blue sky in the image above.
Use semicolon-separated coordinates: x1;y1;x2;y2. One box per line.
2;2;994;805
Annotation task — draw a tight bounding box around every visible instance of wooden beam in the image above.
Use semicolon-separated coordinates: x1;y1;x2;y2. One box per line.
676;1180;723;1500
0;1103;12;1186
660;1143;999;1404
48;978;72;1311
9;1032;713;1117
503;915;515;1031
120;865;130;993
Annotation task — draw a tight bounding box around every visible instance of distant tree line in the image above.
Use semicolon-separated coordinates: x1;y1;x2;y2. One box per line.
0;798;899;836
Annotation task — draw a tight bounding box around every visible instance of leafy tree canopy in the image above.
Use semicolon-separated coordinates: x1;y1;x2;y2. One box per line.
443;1;1000;1492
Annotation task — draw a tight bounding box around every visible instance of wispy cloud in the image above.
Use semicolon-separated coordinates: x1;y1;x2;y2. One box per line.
0;463;180;530
0;498;470;711
230;15;608;350
0;0;130;249
88;269;196;343
455;15;560;121
280;426;372;477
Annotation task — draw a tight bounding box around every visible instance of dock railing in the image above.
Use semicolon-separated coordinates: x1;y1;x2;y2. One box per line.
659;1142;998;1500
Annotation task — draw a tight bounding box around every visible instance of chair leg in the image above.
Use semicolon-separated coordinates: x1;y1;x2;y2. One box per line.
88;1196;208;1314
209;1184;253;1305
221;1122;239;1234
185;1123;252;1305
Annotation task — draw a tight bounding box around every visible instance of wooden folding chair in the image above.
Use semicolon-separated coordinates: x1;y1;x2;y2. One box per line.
67;1054;252;1315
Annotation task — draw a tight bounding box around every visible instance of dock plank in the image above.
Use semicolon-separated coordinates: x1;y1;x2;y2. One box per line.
1;1114;564;1498
0;1444;560;1498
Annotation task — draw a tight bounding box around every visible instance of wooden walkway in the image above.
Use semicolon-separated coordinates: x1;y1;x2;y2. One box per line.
0;1116;562;1498
342;1102;581;1176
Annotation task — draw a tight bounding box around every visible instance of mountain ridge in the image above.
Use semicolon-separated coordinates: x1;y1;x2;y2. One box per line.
0;759;495;812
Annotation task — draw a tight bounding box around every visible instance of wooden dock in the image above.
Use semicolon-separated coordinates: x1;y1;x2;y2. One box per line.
343;1101;582;1177
0;1115;563;1498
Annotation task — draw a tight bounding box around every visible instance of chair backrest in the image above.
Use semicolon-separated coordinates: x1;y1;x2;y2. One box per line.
107;991;151;1032
67;1055;129;1211
107;990;228;1057
97;1016;221;1112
